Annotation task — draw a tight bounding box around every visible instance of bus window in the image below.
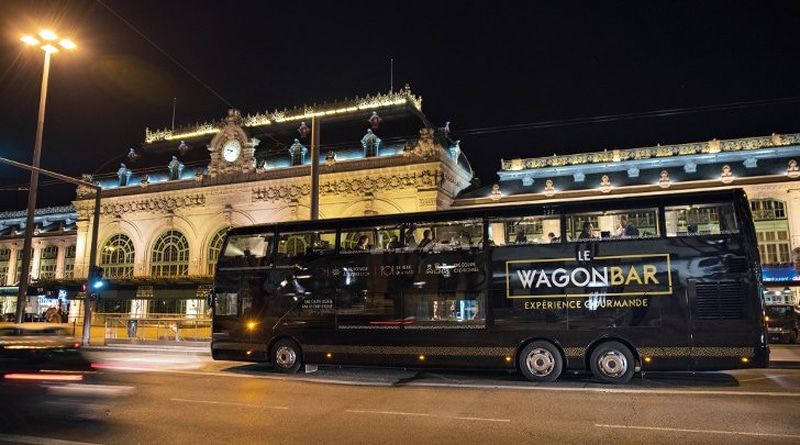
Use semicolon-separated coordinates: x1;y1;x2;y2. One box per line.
607;210;658;238
222;234;270;258
489;215;560;246
665;202;739;237
219;233;271;268
276;230;333;264
214;292;238;316
566;214;600;241
404;219;482;251
566;209;657;241
341;228;376;253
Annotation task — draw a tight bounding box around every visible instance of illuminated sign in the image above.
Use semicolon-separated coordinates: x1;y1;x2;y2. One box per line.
762;265;800;283
505;253;673;299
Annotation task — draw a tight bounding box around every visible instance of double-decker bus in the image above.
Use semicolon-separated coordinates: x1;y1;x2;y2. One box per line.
209;188;768;384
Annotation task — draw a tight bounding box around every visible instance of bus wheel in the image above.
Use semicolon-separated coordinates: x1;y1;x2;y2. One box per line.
271;338;302;373
518;341;563;382
589;341;634;384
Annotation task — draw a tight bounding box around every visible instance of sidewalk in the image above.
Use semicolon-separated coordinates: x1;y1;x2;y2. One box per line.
769;344;800;368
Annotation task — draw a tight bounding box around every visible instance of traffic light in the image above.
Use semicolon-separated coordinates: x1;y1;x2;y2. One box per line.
90;265;105;290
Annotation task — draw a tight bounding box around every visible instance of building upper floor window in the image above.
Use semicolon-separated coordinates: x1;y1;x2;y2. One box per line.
750;198;787;221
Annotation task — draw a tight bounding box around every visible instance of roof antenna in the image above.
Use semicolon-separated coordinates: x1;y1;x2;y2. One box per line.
390;58;394;93
171;97;177;129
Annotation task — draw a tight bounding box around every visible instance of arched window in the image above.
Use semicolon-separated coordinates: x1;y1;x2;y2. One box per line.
207;229;227;275
151;230;189;277
100;234;135;278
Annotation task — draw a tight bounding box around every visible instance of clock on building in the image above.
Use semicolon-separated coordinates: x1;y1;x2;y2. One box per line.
222;139;241;162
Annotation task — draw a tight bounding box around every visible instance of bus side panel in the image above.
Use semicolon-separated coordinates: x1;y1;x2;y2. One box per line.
283;247;504;369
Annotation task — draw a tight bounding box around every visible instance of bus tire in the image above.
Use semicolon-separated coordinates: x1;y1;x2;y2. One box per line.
271;338;302;373
589;341;635;384
518;341;563;382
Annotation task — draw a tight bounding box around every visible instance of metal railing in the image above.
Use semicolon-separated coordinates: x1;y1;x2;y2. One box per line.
103;316;211;343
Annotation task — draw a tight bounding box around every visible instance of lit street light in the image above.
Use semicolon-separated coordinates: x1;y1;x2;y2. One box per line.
15;30;76;323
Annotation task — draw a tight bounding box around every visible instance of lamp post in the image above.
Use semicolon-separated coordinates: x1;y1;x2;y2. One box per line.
15;30;76;322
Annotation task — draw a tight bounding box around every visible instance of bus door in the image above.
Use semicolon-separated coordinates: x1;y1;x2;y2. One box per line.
270;230;338;338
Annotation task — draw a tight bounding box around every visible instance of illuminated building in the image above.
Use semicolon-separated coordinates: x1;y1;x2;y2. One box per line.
2;87;799;323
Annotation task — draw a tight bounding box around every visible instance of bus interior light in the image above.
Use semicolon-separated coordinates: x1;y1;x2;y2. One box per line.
326;353;332;359
741;357;750;364
418;355;426;361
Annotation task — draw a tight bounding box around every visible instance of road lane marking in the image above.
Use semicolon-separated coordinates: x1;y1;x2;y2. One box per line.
346;409;510;423
595;424;800;439
0;435;101;445
170;398;288;410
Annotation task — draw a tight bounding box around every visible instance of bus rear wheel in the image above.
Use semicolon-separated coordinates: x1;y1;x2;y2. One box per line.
518;341;563;382
589;341;634;384
271;338;302;373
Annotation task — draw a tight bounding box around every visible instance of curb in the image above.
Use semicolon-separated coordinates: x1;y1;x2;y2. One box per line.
82;344;211;356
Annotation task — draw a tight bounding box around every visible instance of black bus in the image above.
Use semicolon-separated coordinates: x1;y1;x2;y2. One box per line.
210;188;768;384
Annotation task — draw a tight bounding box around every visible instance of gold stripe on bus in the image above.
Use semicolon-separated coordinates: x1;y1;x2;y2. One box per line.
304;345;516;357
638;346;755;358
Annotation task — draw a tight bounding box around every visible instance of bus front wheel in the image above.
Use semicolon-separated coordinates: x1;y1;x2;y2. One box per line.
518;341;563;382
589;341;635;384
271;338;302;373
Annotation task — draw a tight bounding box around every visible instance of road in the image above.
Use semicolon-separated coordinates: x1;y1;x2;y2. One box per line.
1;349;800;445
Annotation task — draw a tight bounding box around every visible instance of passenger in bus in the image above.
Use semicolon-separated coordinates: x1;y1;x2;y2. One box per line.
617;215;639;237
579;222;596;240
356;235;371;251
417;229;435;250
514;231;528;244
404;225;417;248
548;232;560;243
386;236;400;250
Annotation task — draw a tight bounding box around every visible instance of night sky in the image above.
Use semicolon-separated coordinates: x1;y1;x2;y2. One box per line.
1;1;799;211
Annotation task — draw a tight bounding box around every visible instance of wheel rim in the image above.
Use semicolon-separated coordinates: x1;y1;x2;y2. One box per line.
525;348;555;377
596;350;628;378
274;345;297;369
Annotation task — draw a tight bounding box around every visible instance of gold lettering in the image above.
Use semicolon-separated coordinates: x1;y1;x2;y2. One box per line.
625;267;643;285
610;266;624;285
643;265;658;284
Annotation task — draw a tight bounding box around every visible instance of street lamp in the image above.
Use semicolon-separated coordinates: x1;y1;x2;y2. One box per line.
15;30;76;322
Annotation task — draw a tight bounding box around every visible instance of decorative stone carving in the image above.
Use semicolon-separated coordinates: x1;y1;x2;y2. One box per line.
491;184;501;201
721;165;734;183
544;179;555;197
658;170;671;189
788;160;800;179
404;127;439;159
600;175;612;193
99;194;206;215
